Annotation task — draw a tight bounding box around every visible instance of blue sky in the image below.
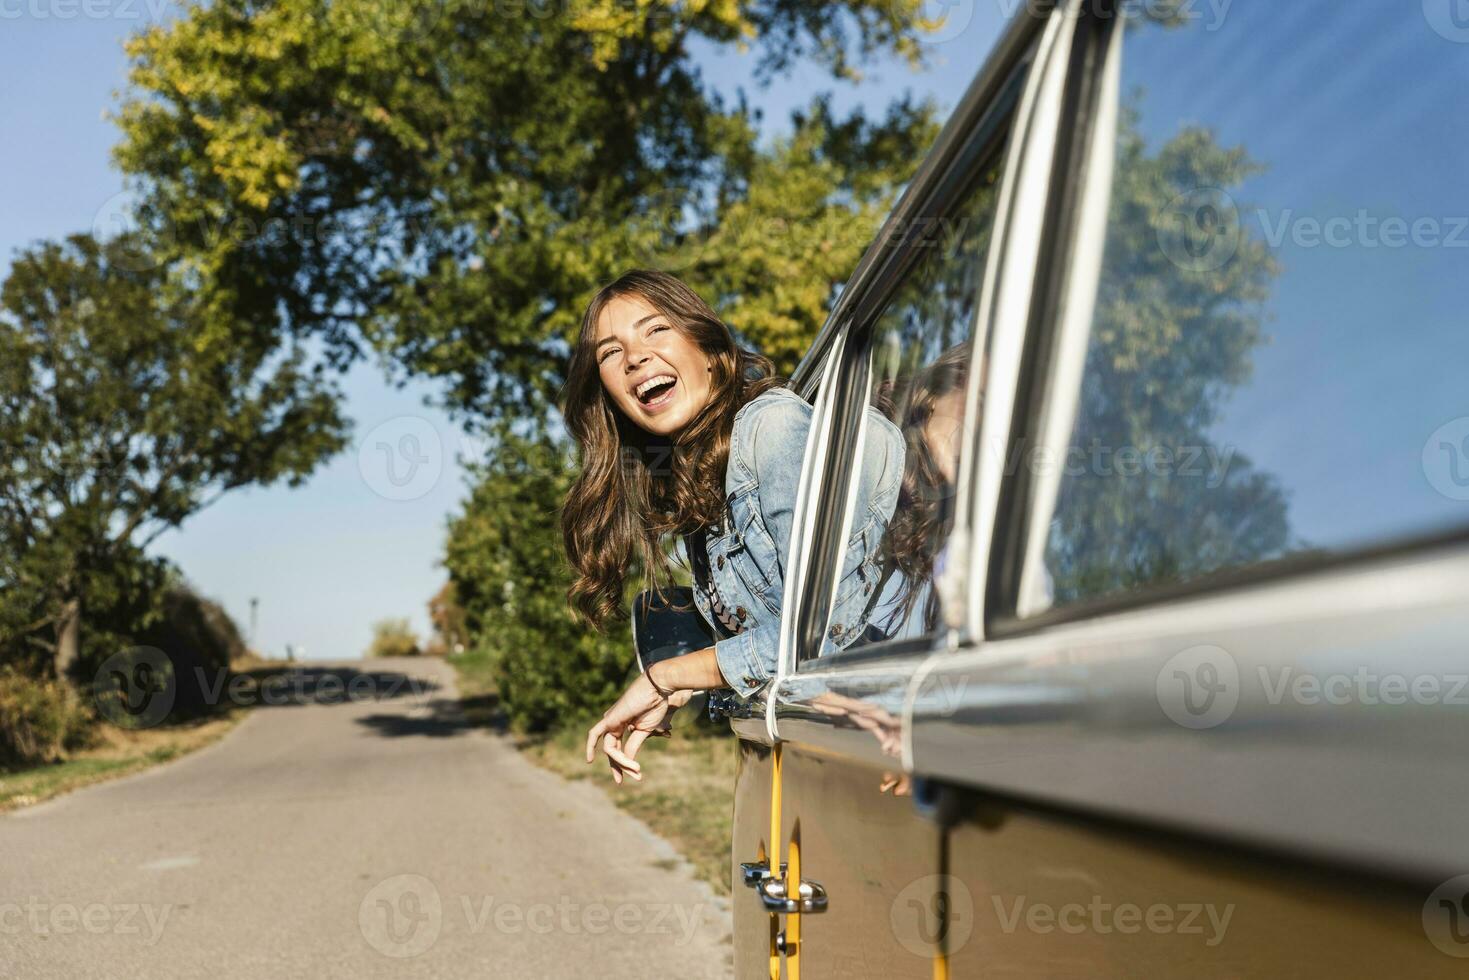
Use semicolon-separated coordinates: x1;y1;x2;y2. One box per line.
0;2;1002;660
1117;2;1469;555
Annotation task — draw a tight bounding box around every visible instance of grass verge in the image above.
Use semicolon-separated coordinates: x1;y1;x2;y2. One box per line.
0;710;243;813
0;654;298;814
445;646;504;729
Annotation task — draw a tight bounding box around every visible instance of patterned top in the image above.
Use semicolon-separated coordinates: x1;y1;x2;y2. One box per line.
687;527;742;637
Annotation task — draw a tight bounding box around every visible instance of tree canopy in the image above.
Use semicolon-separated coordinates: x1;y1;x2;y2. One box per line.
0;233;348;676
114;0;943;424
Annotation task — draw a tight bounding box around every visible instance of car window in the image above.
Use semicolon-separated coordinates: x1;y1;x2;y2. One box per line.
1022;1;1469;616
803;142;1008;662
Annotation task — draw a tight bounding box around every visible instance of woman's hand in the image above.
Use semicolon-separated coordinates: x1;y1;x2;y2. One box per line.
584;673;671;784
585;649;729;783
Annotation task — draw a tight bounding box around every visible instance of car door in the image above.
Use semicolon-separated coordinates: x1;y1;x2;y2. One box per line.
735;10;1067;974
905;1;1469;975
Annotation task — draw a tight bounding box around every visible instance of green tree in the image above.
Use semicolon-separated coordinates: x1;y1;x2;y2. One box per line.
1045;105;1291;601
0;233;349;679
114;0;942;420
112;0;949;724
443;430;628;731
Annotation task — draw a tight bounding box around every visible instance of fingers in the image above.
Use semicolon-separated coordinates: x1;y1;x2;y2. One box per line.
623;727;652;764
601;731;641;778
585;718;609;764
609;725;639;784
586;717;641;775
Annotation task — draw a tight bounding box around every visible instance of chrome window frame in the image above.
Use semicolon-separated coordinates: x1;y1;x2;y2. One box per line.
763;2;1073;757
788;4;1060;666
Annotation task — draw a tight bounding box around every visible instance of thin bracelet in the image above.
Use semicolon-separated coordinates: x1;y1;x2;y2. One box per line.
647;666;676;699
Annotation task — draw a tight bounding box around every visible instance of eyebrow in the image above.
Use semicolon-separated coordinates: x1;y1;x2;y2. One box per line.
594;313;662;349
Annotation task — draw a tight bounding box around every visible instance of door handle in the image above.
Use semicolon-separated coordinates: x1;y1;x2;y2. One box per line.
757;875;829;914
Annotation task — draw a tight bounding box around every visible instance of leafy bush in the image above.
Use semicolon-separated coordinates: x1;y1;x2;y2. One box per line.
137;581;247;719
0;669;93;768
445;432;629;732
366;618;422;658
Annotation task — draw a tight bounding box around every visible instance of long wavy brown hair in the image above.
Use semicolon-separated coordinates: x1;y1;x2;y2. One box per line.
875;344;973;633
561;270;782;628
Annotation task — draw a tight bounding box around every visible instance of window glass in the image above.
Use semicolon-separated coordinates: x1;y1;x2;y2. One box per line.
816;154;1005;658
1030;1;1469;613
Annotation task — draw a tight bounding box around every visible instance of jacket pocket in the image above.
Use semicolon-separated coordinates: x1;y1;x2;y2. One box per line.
710;492;783;618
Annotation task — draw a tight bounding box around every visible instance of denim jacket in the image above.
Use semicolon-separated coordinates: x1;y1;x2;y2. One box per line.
689;387;905;699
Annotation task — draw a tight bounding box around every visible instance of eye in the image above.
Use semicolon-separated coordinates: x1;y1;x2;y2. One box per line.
649;323;670;335
597;346;619;364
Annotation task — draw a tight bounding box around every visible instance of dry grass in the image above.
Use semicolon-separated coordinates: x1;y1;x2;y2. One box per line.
0;710;243;813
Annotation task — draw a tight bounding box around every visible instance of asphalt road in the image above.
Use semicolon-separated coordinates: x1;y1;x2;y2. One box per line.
0;657;733;979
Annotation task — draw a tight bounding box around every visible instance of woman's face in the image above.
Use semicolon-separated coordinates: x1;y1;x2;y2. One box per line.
923;387;967;486
594;292;714;437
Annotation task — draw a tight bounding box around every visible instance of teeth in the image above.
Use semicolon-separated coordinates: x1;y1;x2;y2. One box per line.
636;375;675;397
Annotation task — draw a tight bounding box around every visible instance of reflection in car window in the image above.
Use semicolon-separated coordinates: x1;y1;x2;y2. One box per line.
1030;1;1469;614
826;157;1003;654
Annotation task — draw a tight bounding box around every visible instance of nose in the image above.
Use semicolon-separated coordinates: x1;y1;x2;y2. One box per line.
622;344;651;372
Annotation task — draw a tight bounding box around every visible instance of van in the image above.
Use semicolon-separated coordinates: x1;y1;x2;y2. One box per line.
721;1;1469;975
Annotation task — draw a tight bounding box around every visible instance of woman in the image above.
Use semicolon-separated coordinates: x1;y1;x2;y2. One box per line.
871;344;972;641
561;270;904;782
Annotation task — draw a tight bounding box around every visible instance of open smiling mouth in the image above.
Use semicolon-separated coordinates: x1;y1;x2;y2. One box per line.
635;374;678;409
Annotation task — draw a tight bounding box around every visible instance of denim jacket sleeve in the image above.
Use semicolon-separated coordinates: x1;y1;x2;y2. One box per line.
711;389;904;698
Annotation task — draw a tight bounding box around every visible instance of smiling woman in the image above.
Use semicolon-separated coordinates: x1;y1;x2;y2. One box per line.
593;292;717;435
559;270;905;783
